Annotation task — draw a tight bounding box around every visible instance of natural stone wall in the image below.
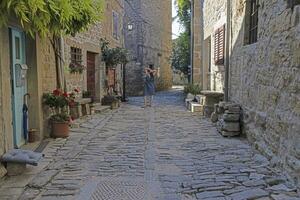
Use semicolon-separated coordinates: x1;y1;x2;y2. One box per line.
229;0;300;185
124;0;172;96
40;39;57;92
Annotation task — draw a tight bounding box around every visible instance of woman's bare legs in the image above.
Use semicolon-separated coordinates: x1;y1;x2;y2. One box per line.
149;95;153;107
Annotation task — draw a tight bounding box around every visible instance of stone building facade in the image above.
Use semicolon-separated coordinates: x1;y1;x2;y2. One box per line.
124;0;172;96
193;0;300;185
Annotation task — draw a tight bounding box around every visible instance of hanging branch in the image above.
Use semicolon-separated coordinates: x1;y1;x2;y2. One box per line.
0;0;105;90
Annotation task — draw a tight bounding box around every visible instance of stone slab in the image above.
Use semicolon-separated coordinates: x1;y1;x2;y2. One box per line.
6;163;26;176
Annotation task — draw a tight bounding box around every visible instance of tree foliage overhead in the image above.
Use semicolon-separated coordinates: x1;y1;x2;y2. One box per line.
175;0;191;33
171;0;191;75
0;0;104;38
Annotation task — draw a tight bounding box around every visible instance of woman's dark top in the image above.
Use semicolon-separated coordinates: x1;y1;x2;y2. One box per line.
144;74;155;96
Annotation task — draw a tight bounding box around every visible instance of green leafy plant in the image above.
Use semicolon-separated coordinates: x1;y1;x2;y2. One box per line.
184;84;202;95
49;113;70;123
101;38;129;68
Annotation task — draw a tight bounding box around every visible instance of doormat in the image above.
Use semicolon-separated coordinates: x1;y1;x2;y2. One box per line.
34;140;49;153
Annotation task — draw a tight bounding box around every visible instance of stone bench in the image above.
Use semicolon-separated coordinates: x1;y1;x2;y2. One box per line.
1;149;43;176
70;98;92;119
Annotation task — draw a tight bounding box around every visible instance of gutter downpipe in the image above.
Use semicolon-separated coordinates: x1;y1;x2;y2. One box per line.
224;0;231;102
190;0;194;84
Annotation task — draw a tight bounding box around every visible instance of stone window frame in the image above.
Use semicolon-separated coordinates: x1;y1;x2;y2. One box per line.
244;0;259;45
70;47;82;64
112;10;120;40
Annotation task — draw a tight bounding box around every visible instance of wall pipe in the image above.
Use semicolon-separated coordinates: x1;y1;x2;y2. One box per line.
224;0;231;101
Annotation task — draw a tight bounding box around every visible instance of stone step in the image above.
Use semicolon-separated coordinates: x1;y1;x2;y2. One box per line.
91;102;102;107
94;105;111;114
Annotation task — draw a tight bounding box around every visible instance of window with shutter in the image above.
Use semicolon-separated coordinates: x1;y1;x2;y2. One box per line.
214;25;225;65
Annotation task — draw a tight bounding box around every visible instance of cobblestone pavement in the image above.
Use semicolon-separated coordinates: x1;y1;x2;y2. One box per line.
0;88;299;200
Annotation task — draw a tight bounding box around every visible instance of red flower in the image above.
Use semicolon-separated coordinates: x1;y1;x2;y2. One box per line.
74;88;80;93
63;92;68;97
53;89;62;96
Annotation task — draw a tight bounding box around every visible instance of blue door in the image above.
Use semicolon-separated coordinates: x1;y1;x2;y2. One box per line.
10;29;27;148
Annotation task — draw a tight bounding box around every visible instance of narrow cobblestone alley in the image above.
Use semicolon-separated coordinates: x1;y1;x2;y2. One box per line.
1;88;299;200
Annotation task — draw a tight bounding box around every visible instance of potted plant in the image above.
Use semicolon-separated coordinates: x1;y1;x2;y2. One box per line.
43;89;72;138
49;113;70;138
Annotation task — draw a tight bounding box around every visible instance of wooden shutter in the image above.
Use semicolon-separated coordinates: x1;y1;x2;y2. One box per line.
214;25;225;65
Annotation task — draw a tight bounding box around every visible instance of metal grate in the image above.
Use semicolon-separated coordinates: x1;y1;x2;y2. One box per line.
89;178;146;200
34;140;49;153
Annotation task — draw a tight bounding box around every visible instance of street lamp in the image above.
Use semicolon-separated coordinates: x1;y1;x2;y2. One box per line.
121;22;134;102
127;23;133;31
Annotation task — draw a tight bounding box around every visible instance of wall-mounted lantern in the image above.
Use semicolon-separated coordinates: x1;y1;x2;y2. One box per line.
127;23;133;31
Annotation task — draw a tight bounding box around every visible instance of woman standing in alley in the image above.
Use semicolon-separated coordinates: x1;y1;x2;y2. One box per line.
143;64;156;108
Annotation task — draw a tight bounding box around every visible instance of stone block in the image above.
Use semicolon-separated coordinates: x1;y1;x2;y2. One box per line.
211;112;218;123
229;188;269;200
221;131;240;137
223;113;240;122
225;107;241;114
7;163;26;176
222;121;240;132
204;106;214;117
189;103;204;114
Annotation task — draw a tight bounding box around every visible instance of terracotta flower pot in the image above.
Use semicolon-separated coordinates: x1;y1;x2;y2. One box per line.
51;121;70;138
28;129;38;143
